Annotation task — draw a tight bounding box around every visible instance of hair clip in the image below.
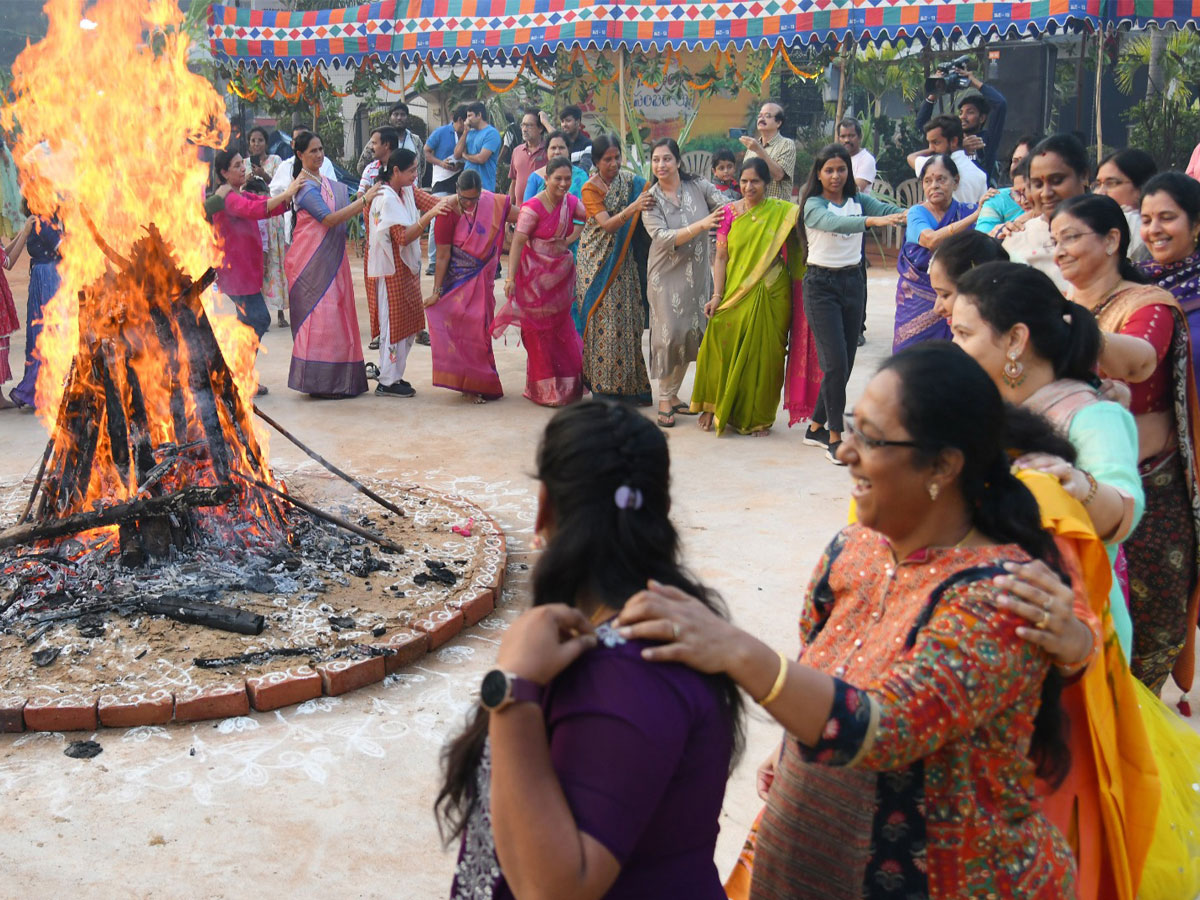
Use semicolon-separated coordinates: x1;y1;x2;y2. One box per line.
614;485;643;510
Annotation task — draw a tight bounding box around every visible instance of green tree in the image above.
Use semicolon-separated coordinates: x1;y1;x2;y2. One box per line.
848;45;923;157
1115;29;1200;169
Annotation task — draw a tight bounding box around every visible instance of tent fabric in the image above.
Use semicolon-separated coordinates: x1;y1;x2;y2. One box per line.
207;0;1197;70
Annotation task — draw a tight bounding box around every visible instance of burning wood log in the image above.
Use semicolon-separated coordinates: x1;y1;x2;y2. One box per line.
139;596;265;636
0;486;233;551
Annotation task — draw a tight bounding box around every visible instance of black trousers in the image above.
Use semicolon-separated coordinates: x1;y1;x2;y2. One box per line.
802;263;865;434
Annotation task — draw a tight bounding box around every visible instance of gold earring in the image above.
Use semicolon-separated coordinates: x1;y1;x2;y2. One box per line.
1002;351;1026;388
928;482;940;501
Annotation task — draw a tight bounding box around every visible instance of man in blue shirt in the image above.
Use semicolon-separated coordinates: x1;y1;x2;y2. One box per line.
454;101;502;192
916;63;1006;185
423;105;467;273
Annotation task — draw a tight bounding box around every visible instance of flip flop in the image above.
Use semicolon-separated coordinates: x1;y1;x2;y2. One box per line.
656;410;676;429
672;403;698;416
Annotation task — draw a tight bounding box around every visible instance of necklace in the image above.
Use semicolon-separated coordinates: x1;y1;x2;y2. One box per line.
1088;279;1129;321
954;526;977;548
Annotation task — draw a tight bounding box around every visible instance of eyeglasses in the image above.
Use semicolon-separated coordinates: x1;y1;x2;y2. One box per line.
1095;177;1130;191
458;195;479;208
1047;230;1096;250
843;414;920;451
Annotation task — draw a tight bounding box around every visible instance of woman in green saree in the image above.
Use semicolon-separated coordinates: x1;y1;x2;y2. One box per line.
576;133;654;403
692;157;804;435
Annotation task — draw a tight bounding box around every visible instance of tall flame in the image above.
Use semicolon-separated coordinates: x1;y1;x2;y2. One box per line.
1;0;231;426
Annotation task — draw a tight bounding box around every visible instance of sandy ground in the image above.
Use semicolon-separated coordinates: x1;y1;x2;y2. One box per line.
0;255;1193;897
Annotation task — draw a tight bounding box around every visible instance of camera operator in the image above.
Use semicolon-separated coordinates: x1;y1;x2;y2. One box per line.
916;58;1006;185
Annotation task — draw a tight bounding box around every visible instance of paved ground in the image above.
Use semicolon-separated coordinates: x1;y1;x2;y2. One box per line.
0;258;1192;897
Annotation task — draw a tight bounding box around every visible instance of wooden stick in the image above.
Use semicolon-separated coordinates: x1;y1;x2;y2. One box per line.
17;439;53;525
252;405;407;519
228;470;405;555
0;485;233;550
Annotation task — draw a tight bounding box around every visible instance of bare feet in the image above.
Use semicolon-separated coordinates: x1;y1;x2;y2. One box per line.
465;392;487;404
698;412;714;432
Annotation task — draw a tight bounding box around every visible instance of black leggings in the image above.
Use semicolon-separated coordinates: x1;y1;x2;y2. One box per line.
802;264;865;434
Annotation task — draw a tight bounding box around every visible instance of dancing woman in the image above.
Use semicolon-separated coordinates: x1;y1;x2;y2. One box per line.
285;132;379;399
426;169;509;402
493;157;586;407
893;153;990;351
575;133;653;403
690;157;803;436
0;214;33;410
9;213;62;411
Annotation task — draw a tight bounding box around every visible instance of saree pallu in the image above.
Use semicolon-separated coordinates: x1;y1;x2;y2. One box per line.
493;199;583;407
691;200;800;435
783;278;821;426
428;191;506;398
892;204;970;351
576;171;651;401
1095;289;1200;701
286;179;368;397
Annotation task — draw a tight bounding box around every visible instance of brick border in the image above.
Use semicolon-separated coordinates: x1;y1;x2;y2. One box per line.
10;487;507;732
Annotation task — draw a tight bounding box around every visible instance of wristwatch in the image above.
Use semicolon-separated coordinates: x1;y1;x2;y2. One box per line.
479;669;544;712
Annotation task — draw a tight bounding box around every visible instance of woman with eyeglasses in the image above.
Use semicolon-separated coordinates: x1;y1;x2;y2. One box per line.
893;154;993;351
1051;192;1200;701
621;341;1079;899
493;156;587;406
424;169;515;403
1094;148;1157;261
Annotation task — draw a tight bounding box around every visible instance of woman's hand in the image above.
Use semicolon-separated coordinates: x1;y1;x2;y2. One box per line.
362;183;383;205
617;581;742;673
1099;378;1132;408
704;296;720;318
866;212;906;228
495;604;597;686
504;277;516;299
283;174;307;199
1012;452;1092;503
756;747;779;801
993;560;1094;670
431;196;456;218
423;289;441;308
629;192;654;215
215;184;233;199
696;208;724;233
980;188;1000;204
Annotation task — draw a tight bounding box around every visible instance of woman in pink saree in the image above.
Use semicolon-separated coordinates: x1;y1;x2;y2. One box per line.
426;170;510;401
493;157;586;406
285;132;379;398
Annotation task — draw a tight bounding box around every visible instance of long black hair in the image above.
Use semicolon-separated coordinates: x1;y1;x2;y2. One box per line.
878;342;1070;786
798;143;857;250
930;230;1010;285
434;400;746;843
956;260;1102;384
1053;193;1148;284
290;131;319;232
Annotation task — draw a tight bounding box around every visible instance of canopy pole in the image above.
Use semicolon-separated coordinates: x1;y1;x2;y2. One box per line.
833;38;850;126
618;49;627;150
1094;28;1104;161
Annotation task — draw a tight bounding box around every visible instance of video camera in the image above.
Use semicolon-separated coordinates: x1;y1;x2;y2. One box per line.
925;55;973;95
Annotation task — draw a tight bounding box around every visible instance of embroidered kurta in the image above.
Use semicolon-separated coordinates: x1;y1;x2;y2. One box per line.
750;525;1077;900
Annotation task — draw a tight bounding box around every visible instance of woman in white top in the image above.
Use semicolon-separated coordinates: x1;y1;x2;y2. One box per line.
1094;148;1157;262
244;126;289;328
798;143;905;463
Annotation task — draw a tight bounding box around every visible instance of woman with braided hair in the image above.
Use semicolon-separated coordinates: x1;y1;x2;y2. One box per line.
437;399;744;900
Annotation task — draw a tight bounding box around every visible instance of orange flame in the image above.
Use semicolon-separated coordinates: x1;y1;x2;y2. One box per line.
1;0;236;425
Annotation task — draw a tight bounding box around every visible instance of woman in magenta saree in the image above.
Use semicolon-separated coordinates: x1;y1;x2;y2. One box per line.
428;171;509;401
285;132;376;398
493;158;586;407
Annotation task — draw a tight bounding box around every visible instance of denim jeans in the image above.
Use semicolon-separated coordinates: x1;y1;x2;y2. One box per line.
230;292;271;340
802;264;865;434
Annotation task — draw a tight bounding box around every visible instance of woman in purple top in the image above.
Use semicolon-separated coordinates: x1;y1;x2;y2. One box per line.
437;400;745;900
205;150;302;348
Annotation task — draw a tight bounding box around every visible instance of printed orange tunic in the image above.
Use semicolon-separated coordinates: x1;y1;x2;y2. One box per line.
749;525;1078;900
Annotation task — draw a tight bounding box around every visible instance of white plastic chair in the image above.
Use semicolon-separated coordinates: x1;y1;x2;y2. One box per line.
680;150;713;180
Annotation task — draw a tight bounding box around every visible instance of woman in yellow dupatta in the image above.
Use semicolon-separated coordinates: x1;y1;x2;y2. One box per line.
692;157;804;435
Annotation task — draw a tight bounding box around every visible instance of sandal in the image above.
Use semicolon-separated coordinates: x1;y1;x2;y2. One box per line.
656;409;676;429
672;402;698;416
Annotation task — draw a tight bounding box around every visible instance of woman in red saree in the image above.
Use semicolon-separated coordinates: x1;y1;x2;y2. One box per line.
493;157;586;407
285;132;379;399
427;170;510;401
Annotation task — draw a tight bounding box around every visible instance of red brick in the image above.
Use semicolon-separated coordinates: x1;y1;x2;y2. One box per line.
174;683;250;723
413;607;464;650
245;666;322;712
317;656;385;696
371;628;428;674
0;696;26;733
24;694;98;732
98;689;174;728
453;588;495;626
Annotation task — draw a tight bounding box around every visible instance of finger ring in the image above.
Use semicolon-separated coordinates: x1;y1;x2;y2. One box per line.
672;623;681;641
1037;608;1050;629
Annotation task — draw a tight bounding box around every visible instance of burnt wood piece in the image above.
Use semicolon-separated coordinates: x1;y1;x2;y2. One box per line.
228;471;405;555
18;438;53;525
95;344;131;489
194;646;319;669
253;406;407;520
140;596;265;636
0;485;233;550
170;299;233;481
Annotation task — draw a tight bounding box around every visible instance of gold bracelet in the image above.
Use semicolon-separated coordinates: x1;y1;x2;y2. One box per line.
756;650;789;707
1081;470;1099;506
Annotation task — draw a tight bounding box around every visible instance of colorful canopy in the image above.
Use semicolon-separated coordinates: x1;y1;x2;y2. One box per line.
207;0;1198;70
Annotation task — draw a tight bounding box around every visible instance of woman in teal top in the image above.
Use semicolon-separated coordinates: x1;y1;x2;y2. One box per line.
951;262;1144;655
524;131;588;203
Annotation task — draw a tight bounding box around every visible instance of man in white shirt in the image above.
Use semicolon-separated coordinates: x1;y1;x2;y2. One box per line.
837;118;876;191
269;126;338;240
906;115;987;205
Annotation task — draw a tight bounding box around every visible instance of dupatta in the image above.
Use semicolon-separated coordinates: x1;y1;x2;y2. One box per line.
444;189;508;294
576;170;647;334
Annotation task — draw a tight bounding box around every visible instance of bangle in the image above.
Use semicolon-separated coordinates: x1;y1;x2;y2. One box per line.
1080;470;1099;506
757;650;789;706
